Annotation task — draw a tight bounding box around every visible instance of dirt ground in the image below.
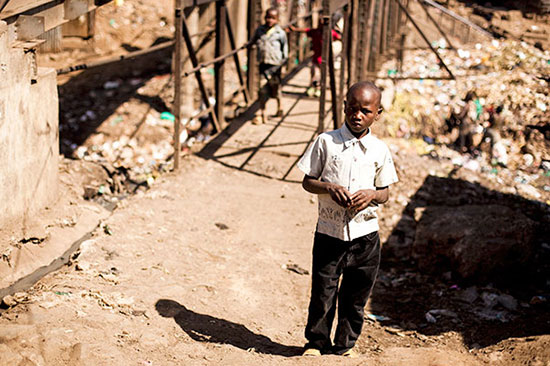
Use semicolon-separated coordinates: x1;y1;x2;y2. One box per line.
1;127;549;365
1;0;550;365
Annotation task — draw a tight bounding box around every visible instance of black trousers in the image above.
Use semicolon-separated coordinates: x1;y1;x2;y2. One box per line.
305;231;381;354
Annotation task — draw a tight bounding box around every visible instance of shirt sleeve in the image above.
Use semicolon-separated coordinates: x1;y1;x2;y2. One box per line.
251;26;262;44
281;31;289;61
375;144;398;188
297;135;325;178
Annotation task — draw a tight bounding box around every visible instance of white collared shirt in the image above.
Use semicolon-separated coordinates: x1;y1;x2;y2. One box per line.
297;124;398;241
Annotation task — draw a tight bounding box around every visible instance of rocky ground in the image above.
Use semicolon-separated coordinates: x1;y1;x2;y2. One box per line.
1;0;549;365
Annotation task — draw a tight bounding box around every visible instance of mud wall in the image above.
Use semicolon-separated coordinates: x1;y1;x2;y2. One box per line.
0;21;59;228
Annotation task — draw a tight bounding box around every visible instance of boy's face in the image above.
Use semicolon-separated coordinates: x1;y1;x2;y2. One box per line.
344;87;381;138
265;10;278;27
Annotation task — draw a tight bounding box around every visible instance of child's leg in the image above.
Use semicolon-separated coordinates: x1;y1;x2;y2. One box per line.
312;63;320;87
254;64;270;124
333;232;381;354
271;71;283;117
305;232;346;352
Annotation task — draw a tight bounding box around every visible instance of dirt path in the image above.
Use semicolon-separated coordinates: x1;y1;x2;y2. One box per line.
0;155;478;366
3;67;548;365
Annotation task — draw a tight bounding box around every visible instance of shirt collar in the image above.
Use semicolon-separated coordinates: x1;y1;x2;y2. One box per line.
340;123;372;151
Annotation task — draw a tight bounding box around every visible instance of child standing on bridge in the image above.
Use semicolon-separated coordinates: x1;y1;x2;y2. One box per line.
251;7;288;124
287;22;341;97
297;81;398;357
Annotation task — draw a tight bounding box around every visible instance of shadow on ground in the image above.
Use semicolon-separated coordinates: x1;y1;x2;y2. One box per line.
155;299;302;356
370;174;550;348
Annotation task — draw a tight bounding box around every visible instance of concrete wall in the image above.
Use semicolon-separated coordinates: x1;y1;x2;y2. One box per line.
0;21;59;228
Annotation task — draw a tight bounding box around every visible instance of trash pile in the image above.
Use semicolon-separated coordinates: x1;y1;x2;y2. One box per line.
58;65;218;204
379;38;550;201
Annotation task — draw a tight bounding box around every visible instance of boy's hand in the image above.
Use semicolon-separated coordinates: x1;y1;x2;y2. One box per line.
349;189;377;212
326;183;352;208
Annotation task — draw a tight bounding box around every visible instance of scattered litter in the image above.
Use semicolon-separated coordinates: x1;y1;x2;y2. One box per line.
530;295;547;305
497;294;518;311
103;80;120;89
160;111;175;122
385;326;406;337
425;312;437;323
425;309;458;324
366;313;391;322
459;287;479;304
103;224;113;235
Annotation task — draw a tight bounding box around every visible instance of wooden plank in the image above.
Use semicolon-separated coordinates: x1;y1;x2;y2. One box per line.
338;4;348;114
38;24;61;52
329;33;339;129
215;0;226;128
246;0;260;100
64;0;94;20
348;0;358;84
15;14;44;40
366;0;381;73
1;0;52;19
40;2;65;31
317;15;330;133
173;0;184;170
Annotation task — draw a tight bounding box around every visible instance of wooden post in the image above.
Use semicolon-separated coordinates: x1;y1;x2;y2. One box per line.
87;10;96;38
286;0;296;69
297;0;306;63
181;16;221;131
329;32;339;130
338;4;349;117
247;0;260;100
348;0;358;84
366;0;381;73
379;0;389;55
173;0;184;170
225;10;250;103
215;0;226;127
317;15;330;133
359;0;374;80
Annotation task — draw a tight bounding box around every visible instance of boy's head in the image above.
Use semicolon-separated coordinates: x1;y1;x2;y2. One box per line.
344;81;382;138
265;7;279;28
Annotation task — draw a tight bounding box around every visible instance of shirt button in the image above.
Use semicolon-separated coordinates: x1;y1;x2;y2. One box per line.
353;158;357;162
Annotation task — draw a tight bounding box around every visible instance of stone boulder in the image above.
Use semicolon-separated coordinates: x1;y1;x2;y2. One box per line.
412;205;536;279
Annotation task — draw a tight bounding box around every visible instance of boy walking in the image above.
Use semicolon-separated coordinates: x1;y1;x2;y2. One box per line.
251;7;288;124
297;81;398;357
287;23;341;97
